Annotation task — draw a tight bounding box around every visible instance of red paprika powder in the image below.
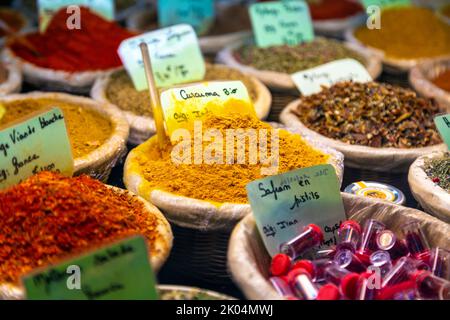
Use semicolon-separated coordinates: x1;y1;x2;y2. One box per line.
308;0;363;20
9;7;134;72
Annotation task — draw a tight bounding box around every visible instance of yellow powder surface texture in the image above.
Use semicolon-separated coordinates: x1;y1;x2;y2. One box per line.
131;113;330;204
355;7;450;59
0;98;113;158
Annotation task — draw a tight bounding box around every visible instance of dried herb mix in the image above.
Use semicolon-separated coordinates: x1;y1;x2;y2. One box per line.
0;98;113;158
292;81;442;148
0;172;161;284
234;38;365;74
424;153;450;192
106;64;259;117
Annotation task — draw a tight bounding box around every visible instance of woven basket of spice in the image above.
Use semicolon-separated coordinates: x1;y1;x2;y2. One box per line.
4;7;134;94
0;56;21;95
0;172;173;300
409;58;450;113
126;2;252;55
408;152;450;223
0;7;29;48
124;112;344;231
0;92;129;181
227;193;450;300
346;6;450;74
91;64;272;145
217;37;382;92
280;81;446;173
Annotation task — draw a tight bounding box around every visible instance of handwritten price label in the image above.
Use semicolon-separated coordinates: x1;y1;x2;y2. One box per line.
291;59;372;96
434;114;450;149
160;81;255;139
157;0;215;36
0;107;74;190
361;0;411;9
246;164;346;256
118;24;205;91
23;236;158;300
38;0;114;32
249;1;314;48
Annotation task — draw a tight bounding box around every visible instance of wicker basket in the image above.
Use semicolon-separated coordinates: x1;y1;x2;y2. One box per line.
0;56;21;95
3;46;121;94
227;193;450;300
91;65;272;145
409;151;450;223
409;58;450;113
0;92;130;182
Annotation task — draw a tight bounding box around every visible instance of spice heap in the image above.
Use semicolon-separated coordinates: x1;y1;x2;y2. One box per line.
106;64;259;117
0;8;25;38
206;3;251;36
0;63;8;84
307;0;363;20
269;219;450;300
0;171;160;284
131;113;329;204
0;98;112;158
354;7;450;60
424;153;450;192
235;38;364;74
432;69;450;92
9;7;134;72
291;81;441;148
140;3;251;36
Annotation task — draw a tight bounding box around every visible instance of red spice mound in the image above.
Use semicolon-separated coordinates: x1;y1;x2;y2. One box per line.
0;171;159;284
9;7;134;72
308;0;363;20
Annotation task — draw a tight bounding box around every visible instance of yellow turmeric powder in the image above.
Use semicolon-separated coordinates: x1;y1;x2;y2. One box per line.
129;113;330;204
0;98;113;158
355;7;450;59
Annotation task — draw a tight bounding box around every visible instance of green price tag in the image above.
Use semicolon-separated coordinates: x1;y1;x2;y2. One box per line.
38;0;115;32
23;236;159;300
157;0;215;36
118;24;206;91
361;0;411;9
246;164;346;257
249;1;314;48
0;107;74;190
291;59;372;96
434;114;450;150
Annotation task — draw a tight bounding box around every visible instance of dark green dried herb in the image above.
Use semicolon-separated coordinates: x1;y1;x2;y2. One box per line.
424;153;450;192
292;81;442;148
234;38;365;74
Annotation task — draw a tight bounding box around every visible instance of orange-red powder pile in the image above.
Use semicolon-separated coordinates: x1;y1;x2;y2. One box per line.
9;7;134;72
308;0;363;20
